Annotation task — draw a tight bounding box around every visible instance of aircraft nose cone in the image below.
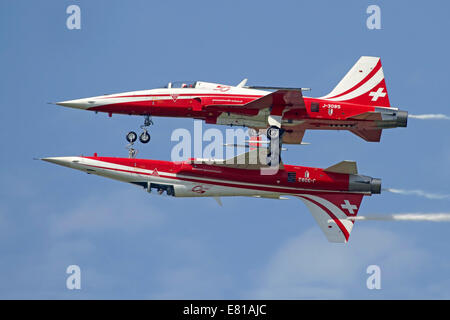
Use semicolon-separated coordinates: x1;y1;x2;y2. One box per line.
41;157;81;168
55;98;93;110
42;157;70;165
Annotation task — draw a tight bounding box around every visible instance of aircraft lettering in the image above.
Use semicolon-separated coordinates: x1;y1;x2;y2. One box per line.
192;185;208;194
322;104;341;109
214;85;231;92
298;177;316;183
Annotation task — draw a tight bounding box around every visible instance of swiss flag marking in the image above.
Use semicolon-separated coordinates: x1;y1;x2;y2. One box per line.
341;200;358;214
369;87;386;101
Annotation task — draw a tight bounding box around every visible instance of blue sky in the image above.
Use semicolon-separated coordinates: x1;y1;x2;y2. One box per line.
1;0;450;299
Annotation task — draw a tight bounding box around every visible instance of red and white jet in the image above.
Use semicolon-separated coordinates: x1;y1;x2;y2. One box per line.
42;150;381;243
56;56;407;144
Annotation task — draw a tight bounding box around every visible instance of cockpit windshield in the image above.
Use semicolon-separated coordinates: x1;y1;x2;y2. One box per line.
164;81;198;89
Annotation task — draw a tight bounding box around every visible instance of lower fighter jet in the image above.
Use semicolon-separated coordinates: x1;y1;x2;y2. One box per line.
42;150;381;243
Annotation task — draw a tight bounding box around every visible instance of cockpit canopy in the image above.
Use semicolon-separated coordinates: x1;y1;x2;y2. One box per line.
164;81;198;89
162;81;233;90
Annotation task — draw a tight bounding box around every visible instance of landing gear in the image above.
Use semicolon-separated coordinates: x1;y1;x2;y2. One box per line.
125;132;138;158
139;131;150;144
125;115;153;145
266;126;281;140
142;115;153;128
266;126;284;167
140;115;153;144
126;131;137;143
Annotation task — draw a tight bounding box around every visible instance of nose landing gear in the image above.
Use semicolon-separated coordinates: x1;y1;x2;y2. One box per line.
126;131;138;144
126;115;153;145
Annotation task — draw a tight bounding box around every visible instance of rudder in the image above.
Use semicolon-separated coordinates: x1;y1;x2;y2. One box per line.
321;56;391;107
298;193;364;243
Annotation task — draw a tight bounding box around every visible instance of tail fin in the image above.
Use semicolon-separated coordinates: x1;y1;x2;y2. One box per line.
321;56;391;107
298;193;364;243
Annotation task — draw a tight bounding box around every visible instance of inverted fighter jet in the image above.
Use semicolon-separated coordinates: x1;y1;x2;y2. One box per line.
42;150;381;243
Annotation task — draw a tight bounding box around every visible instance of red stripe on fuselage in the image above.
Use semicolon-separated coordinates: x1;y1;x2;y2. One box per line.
84;157;350;191
80;161;353;196
99;93;264;99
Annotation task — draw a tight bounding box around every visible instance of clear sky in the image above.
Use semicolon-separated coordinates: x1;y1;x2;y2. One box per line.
1;0;449;299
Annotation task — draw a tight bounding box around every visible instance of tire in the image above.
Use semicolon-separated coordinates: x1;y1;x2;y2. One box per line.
126;131;137;143
139;131;151;144
266;126;280;140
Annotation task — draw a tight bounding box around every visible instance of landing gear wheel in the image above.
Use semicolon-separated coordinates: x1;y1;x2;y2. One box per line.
266;126;280;140
139;131;151;144
126;131;137;143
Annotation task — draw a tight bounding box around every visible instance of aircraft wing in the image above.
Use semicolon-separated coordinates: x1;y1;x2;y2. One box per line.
192;149;284;170
205;89;307;144
242;89;306;111
245;90;306;144
203;89;305;112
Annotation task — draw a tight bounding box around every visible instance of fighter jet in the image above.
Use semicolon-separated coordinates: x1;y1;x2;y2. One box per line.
55;56;407;145
42;150;381;243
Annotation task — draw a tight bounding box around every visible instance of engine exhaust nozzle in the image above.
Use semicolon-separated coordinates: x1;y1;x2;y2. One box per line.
349;175;382;194
370;178;382;194
396;110;408;127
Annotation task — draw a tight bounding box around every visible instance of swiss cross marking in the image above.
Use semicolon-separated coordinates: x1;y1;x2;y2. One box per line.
341;200;358;214
369;87;386;101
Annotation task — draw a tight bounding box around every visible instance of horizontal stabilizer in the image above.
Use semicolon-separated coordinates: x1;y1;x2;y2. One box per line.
324;161;358;175
350;128;382;142
348;111;382;121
